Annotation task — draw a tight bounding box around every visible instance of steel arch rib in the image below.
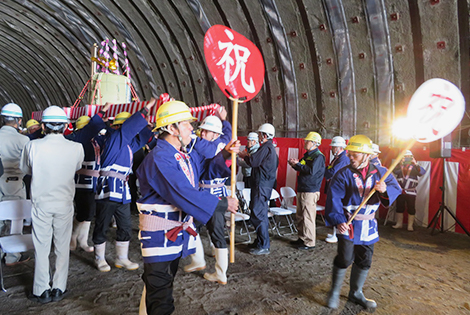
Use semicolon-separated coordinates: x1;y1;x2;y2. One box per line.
322;0;356;138
259;0;299;137
363;0;394;145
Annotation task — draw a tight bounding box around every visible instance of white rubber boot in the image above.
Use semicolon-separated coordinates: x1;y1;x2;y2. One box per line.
407;215;415;231
325;227;338;243
115;241;139;270
94;242;111;272
392;213;403;229
77;221;94;252
184;235;206;272
70;219;80;251
204;248;228;285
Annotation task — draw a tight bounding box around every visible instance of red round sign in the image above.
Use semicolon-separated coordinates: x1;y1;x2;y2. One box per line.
204;25;265;102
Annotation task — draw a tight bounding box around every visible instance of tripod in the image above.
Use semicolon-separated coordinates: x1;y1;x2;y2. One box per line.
427;159;470;236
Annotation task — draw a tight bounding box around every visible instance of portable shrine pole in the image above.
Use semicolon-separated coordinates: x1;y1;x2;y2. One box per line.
346;78;465;228
204;25;265;263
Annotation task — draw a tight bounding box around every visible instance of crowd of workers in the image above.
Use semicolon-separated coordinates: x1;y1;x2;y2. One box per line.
0;100;426;314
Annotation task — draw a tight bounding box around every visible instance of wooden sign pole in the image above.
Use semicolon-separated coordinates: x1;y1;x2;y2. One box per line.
229;98;239;263
346;139;416;225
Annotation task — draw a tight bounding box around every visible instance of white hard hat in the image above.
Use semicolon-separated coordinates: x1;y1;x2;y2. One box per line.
42;105;68;123
247;132;259;141
1;103;23;118
331;136;346;148
257;123;275;139
405;150;413;156
372;143;381;154
199;115;223;134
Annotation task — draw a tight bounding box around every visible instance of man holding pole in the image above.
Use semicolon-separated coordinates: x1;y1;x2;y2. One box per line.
136;100;239;314
325;135;401;309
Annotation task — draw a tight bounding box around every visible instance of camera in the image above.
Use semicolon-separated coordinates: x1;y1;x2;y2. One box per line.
404;157;413;164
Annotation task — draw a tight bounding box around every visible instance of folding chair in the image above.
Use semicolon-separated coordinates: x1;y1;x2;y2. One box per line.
224;188;253;244
268;189;296;236
0;199;34;292
280;186;297;213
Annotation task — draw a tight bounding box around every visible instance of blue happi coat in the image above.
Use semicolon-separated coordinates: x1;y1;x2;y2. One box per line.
136;139;230;263
325;163;401;245
96;112;153;203
199;120;232;197
68;114;106;192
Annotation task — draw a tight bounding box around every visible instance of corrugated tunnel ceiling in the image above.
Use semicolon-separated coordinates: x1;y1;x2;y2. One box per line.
1;0;470;146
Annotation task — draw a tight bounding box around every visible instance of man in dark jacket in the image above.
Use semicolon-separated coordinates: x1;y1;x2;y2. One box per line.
288;132;325;250
239;123;279;255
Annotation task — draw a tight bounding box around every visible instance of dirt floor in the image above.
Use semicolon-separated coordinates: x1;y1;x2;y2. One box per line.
1;215;470;315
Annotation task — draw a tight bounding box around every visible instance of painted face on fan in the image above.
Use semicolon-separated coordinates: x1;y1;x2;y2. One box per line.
347;151;370;169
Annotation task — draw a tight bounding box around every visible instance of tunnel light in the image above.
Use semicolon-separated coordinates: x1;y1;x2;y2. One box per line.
392;117;415;140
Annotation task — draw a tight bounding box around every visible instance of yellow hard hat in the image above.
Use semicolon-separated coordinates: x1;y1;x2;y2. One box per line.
345;135;374;154
26;119;40;129
153;100;196;131
305;132;322;143
112;112;131;126
75;116;91;130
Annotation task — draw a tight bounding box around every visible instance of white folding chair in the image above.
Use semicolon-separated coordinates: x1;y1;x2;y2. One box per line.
236;181;245;192
0;199;34;292
281;186;325;223
268;189;296;236
224;188;253;244
280;186;297;213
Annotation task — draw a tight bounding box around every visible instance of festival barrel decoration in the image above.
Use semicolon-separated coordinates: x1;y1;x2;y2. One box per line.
204;25;265;263
346;78;466;233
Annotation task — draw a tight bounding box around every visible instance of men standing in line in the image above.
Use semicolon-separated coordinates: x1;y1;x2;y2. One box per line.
0;103;31;266
288;132;325;250
135;100;239;314
323;136;349;243
238;132;260;189
20;106;84;303
325;135;401;310
392;150;426;231
238;123;279;255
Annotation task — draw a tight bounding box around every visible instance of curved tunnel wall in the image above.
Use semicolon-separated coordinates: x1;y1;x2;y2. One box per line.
0;0;469;146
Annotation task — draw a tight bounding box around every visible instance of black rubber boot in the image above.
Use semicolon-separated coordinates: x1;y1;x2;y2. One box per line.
326;265;347;308
348;264;377;308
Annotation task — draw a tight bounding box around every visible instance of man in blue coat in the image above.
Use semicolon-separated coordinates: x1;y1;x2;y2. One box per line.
135;100;239;315
325;135;401;310
239;123;279;255
324;136;349;243
67;106;110;253
93;99;156;272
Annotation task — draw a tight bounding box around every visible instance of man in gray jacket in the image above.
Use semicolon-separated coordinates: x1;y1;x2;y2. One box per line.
21;106;84;304
0;103;30;265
